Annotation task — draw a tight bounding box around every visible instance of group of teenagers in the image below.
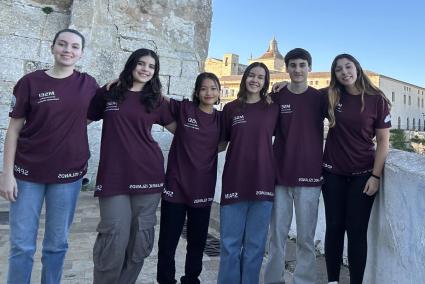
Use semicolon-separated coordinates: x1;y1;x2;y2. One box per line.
0;28;391;284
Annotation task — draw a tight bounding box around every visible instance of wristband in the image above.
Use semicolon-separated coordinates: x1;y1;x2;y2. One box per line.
371;174;381;180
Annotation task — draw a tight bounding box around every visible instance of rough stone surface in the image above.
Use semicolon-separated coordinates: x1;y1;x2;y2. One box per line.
364;149;425;283
0;0;212;175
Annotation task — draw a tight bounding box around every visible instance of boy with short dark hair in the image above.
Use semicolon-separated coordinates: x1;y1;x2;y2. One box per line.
264;48;326;284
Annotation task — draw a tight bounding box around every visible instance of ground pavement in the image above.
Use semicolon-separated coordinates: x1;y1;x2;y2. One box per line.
0;191;349;283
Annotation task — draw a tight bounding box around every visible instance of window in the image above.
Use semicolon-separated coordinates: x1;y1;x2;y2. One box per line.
391;91;395;102
407;118;410;130
422;98;424;108
398;117;401;129
404;95;406;104
408;96;411;105
413;118;416;130
419;119;422;131
419;98;421;107
315;81;319;85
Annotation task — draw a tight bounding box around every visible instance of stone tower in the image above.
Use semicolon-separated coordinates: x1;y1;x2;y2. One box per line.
222;53;239;75
249;37;285;72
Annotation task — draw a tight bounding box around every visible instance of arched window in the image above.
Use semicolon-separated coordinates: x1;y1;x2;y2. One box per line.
407;118;410;130
413;118;416;130
419;119;422;131
398;117;401;129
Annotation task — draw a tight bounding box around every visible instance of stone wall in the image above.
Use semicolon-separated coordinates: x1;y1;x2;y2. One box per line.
0;0;212;184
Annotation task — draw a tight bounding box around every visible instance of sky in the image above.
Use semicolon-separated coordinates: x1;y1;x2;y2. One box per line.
207;0;425;87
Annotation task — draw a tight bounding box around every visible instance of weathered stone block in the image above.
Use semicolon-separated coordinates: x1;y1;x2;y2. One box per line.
0;36;40;61
181;60;199;78
0;108;10;130
0;58;24;82
0;81;14;105
169;76;194;96
159;75;170;95
163;11;195;49
0;4;43;38
159;57;181;77
41;11;70;40
23;61;52;75
152;131;173;151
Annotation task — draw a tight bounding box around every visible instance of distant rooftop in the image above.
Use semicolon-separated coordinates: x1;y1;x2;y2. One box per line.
256;37;284;60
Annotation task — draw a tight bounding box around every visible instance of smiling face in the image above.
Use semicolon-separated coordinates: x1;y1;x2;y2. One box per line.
132;55;156;87
286;58;311;83
334;57;358;87
245;66;266;96
198;78;220;107
51;32;83;67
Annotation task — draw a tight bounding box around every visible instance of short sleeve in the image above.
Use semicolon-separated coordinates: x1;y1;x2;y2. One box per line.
157;97;175;126
374;96;391;129
9;76;31;118
169;98;182;120
319;88;329;119
87;74;100;98
220;103;231;142
87;88;107;121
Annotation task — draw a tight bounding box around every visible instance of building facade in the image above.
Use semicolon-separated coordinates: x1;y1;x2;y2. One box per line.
205;38;425;130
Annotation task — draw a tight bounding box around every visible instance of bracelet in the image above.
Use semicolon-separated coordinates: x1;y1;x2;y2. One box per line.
371;174;381;180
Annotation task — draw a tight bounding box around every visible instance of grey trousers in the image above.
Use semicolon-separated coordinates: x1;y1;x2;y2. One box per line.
93;193;161;284
264;186;321;284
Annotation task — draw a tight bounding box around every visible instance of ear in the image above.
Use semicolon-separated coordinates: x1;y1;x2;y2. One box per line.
50;44;54;54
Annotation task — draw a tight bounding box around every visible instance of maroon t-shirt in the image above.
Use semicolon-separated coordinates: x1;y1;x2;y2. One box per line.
88;87;174;197
9;70;98;183
323;91;391;176
273;86;327;187
220;99;279;205
163;99;221;207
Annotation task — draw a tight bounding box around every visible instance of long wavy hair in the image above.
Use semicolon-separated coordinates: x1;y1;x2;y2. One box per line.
106;48;162;112
237;62;271;105
327;53;391;127
192;72;221;106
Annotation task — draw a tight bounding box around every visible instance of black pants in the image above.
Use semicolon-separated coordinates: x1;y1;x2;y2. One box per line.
322;172;376;284
157;199;211;284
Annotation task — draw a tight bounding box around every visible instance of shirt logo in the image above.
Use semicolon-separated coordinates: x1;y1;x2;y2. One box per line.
256;190;274;197
224;192;239;199
323;163;333;169
336;103;343;113
58;171;83;179
14;164;29;176
193;197;214;204
163;188;174;198
129;183;164;189
232;115;246;126
95;185;103;191
37;91;59;104
184;117;199;130
298;176;323;183
384;114;391;123
280;104;293;114
105;101;119;111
